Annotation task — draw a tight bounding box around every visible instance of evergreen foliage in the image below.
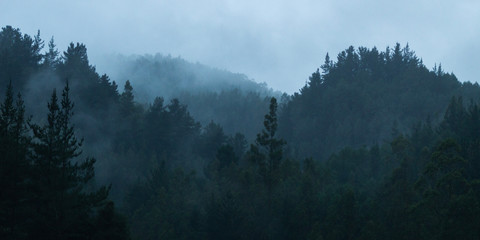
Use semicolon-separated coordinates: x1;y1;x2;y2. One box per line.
0;81;129;239
2;26;480;240
280;44;480;161
0;83;30;239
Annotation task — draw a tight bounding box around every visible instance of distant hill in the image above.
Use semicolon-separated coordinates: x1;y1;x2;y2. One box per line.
96;54;281;139
279;44;480;161
96;54;276;102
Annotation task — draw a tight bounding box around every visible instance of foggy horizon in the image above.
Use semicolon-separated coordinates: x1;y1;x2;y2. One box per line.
2;0;479;94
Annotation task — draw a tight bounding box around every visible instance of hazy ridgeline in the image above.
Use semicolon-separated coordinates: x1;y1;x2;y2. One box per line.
2;26;480;240
95;53;276;102
95;53;283;140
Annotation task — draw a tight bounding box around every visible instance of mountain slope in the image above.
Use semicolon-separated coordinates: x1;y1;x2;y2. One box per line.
96;54;280;139
279;44;480;161
96;54;275;102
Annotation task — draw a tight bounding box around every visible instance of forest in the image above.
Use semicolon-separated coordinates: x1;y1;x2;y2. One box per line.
1;25;480;240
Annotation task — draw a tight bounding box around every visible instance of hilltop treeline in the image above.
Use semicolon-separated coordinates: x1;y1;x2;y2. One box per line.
280;44;480;160
2;25;480;240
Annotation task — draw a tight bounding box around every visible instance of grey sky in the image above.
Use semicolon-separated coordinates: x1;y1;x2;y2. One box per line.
1;0;479;93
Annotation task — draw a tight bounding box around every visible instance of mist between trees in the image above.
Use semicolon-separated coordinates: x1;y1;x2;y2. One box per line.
2;25;480;239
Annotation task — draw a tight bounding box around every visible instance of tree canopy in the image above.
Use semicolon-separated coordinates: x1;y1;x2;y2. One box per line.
2;26;480;240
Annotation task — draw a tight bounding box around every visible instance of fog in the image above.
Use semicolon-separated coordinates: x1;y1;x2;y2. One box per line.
1;0;479;93
4;2;480;238
97;53;275;103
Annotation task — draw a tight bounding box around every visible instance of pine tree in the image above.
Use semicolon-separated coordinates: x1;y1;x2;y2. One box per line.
120;80;135;116
29;82;109;239
61;42;89;69
321;53;332;75
0;26;43;88
0;82;31;240
43;37;60;69
248;97;286;188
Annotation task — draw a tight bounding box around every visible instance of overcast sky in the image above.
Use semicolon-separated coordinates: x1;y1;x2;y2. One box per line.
1;0;479;93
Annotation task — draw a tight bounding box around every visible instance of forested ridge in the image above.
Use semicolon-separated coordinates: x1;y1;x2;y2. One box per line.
2;25;480;240
280;44;480;160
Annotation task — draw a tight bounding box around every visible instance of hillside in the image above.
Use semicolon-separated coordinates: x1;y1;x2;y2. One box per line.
280;44;480;161
3;26;480;240
96;54;275;102
97;54;281;139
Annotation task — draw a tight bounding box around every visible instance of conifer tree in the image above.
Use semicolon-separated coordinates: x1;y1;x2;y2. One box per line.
0;82;30;240
43;37;60;69
248;97;286;187
0;26;43;88
120;80;135;116
29;82;109;239
321;53;332;75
